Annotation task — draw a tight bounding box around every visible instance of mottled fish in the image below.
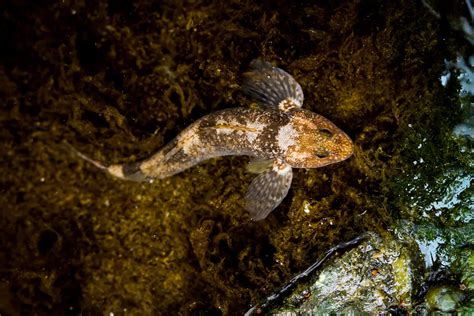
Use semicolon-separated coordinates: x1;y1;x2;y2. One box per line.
73;60;353;220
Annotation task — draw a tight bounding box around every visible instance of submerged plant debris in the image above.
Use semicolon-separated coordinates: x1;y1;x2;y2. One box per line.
0;0;472;315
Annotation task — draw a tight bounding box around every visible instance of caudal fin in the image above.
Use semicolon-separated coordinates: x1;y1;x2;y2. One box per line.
64;142;148;182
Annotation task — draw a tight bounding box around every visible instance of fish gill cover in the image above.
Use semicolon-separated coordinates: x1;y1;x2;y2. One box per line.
0;0;472;315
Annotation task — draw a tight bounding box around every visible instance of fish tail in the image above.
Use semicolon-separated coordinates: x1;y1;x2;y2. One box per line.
64;142;148;182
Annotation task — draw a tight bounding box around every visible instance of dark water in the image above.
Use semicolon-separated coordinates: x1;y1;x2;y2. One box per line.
0;0;472;315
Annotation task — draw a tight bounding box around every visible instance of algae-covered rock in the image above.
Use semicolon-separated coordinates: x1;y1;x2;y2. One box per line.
252;232;423;315
254;229;473;315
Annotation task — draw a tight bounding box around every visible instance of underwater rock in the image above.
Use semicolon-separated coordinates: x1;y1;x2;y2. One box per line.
249;232;423;315
254;227;474;315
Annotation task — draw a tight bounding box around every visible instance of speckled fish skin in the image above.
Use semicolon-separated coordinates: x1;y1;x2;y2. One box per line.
75;60;354;221
137;107;291;179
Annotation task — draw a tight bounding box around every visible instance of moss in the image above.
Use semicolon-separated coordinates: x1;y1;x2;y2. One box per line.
0;0;470;314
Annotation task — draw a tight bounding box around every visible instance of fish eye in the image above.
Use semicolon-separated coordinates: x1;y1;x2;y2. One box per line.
315;149;330;158
319;128;333;138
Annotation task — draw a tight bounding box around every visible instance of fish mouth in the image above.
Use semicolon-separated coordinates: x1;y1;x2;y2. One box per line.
336;132;354;161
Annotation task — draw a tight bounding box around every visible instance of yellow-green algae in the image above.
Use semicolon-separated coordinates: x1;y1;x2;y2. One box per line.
0;0;471;315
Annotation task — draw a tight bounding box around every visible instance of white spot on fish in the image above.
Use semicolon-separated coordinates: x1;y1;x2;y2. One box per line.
181;135;200;154
180;125;202;155
108;165;125;178
277;124;296;151
245;120;266;143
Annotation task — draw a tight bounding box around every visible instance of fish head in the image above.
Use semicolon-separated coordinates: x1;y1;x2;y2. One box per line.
284;109;353;168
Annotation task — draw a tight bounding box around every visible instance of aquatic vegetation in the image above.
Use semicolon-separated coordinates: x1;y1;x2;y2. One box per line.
0;0;471;314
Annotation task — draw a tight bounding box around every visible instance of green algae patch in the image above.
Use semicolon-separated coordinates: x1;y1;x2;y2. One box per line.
0;0;471;315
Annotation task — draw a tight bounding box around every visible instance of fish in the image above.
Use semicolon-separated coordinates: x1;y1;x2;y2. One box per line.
71;59;353;221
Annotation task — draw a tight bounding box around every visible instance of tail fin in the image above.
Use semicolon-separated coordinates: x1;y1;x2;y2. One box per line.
65;142;148;182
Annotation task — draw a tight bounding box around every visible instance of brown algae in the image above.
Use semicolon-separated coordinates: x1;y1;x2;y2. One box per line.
0;0;471;314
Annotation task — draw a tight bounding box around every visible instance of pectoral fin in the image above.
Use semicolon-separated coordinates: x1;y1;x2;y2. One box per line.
245;161;293;221
242;59;304;111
